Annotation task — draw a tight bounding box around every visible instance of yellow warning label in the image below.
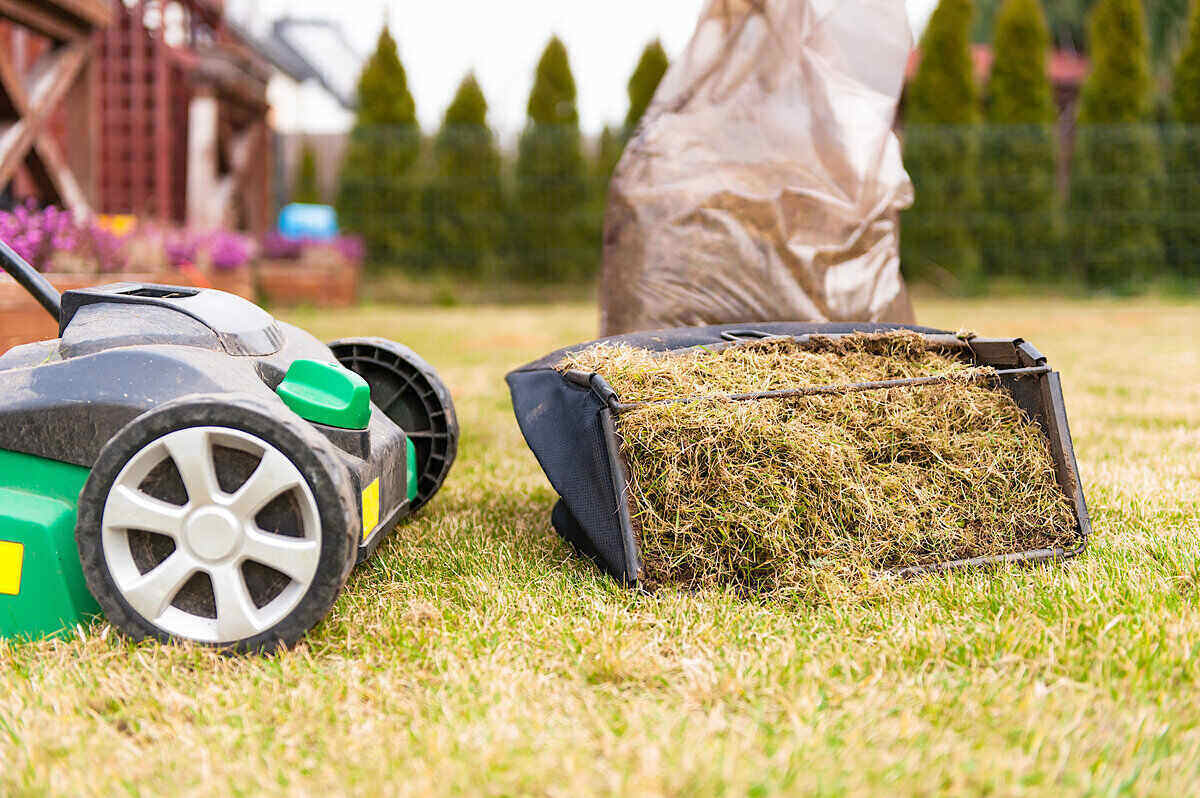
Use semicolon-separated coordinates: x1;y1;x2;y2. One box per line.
361;479;380;542
0;540;24;596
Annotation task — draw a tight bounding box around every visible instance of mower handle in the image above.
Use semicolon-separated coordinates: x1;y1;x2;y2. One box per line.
0;238;61;323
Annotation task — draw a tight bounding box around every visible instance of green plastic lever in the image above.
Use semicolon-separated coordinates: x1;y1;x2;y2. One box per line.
277;359;372;430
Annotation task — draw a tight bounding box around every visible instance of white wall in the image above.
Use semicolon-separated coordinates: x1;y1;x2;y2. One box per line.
267;75;356;136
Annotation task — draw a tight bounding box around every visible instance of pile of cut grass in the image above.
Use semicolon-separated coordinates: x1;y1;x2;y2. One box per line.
561;332;1079;593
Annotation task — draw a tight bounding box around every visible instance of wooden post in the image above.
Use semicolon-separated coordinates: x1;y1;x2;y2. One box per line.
186;88;220;228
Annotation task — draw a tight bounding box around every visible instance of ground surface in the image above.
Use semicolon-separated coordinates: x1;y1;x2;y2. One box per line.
1;297;1198;797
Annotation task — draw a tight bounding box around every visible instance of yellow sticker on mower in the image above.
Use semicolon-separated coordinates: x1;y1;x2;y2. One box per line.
0;540;24;596
362;479;380;542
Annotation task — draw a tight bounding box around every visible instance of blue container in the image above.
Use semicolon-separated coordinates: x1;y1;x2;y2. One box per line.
278;203;339;241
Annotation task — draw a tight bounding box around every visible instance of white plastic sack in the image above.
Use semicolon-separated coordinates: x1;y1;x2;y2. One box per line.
600;0;917;335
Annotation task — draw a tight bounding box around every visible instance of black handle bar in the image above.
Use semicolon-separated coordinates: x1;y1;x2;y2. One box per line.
0;238;62;323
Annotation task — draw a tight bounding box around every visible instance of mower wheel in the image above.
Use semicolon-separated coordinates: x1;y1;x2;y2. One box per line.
329;338;458;512
76;394;359;653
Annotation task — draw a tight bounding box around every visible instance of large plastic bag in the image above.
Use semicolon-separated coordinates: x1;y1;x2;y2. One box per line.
600;0;917;335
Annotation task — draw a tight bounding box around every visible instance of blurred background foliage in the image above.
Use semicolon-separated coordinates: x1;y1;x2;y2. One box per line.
329;0;1200;296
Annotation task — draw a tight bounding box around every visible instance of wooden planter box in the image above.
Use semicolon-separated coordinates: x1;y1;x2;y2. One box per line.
256;258;361;308
0;275;92;351
0;268;256;351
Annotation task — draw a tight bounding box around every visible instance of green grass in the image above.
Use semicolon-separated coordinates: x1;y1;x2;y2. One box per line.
2;297;1199;796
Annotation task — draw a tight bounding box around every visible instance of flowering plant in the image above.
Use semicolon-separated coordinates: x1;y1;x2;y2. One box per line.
0;204;259;275
260;232;306;260
207;232;255;271
259;233;365;266
165;232;201;268
0;204;80;272
332;235;366;264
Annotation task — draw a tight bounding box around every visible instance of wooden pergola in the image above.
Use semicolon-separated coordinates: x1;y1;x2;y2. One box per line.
95;0;274;232
0;0;112;215
2;0;275;233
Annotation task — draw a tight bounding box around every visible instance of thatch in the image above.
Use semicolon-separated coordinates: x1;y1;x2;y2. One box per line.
560;332;1078;593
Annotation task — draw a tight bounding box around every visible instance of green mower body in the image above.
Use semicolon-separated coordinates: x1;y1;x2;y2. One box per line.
0;450;99;639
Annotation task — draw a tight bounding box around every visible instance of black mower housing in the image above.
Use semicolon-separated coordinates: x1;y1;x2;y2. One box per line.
0;282;410;559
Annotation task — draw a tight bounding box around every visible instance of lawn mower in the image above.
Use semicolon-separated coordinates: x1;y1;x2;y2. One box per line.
0;240;458;652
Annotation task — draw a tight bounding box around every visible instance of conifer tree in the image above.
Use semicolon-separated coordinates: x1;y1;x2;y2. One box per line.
336;27;421;265
1069;0;1164;287
293;143;321;205
625;40;669;134
594;125;624;184
902;0;983;287
423;74;504;277
974;0;1188;66
1149;0;1191;68
515;37;590;281
1166;0;1200;279
586;125;625;255
981;0;1059;279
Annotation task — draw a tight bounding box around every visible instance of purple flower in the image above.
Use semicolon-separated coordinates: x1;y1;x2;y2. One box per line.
207;232;253;271
333;235;366;264
260;232;305;260
165;234;200;268
85;224;128;274
0;203;86;272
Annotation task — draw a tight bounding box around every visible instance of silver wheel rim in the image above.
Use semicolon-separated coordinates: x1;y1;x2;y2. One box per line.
101;427;322;644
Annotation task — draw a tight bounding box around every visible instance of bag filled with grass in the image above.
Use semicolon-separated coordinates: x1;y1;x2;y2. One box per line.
552;331;1081;593
506;321;1089;590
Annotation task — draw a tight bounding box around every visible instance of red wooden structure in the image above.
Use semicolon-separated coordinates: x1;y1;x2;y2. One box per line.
0;0;113;214
2;1;274;233
94;0;273;232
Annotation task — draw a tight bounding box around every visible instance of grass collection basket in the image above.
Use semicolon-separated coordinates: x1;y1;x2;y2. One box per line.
507;322;1091;588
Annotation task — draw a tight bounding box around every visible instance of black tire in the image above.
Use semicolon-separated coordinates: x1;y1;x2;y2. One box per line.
329;337;458;512
76;394;359;653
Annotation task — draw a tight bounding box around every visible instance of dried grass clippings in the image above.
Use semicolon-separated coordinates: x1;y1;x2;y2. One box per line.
560;332;1079;595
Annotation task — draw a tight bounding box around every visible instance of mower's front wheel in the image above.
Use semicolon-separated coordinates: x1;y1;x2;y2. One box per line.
76;394;359;653
329;338;458;512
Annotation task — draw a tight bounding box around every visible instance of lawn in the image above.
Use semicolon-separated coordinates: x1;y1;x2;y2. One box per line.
1;296;1198;796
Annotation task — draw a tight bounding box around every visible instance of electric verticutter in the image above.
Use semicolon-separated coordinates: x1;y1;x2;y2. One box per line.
0;240;457;652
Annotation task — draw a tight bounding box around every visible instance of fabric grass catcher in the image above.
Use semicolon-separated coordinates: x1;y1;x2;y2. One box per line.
506;323;1090;592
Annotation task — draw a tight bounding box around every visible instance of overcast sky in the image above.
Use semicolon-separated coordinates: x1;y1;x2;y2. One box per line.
230;0;939;137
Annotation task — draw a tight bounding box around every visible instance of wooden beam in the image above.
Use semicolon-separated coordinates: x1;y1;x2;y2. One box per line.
0;79;17;121
0;46;33;184
45;0;112;29
0;38;93;213
0;118;34;184
23;141;62;206
0;0;82;43
32;134;89;213
64;43;95;205
24;40;90;122
131;0;146;215
0;43;28;110
0;0;111;43
0;40;89;186
0;47;32;183
0;119;30;181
